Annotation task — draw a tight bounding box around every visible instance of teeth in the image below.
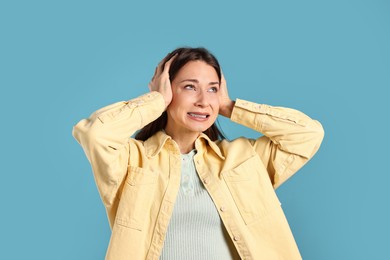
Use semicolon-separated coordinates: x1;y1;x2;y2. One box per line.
189;113;207;118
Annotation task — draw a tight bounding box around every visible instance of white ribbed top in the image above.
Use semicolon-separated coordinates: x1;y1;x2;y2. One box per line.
159;150;240;260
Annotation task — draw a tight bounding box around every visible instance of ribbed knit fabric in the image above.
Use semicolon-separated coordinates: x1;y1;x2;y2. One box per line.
159;150;240;260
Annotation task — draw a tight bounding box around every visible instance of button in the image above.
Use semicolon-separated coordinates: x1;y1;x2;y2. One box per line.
203;178;209;184
220;206;227;212
233;236;241;241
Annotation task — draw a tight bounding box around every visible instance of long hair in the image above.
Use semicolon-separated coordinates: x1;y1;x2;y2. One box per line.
135;47;226;141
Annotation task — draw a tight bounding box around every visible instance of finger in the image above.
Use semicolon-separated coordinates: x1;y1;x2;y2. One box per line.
151;66;158;81
220;70;226;84
156;60;164;76
156;54;169;76
163;53;178;73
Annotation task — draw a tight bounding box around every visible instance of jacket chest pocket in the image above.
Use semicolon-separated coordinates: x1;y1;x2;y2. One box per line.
223;156;281;225
115;166;158;231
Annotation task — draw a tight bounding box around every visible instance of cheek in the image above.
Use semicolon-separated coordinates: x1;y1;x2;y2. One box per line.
210;98;220;111
171;90;192;105
168;92;185;110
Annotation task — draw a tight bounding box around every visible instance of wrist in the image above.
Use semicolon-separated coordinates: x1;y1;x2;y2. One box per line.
219;100;235;118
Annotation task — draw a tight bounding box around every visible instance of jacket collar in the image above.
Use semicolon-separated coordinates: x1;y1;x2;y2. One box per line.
196;132;226;160
144;131;225;160
144;131;172;158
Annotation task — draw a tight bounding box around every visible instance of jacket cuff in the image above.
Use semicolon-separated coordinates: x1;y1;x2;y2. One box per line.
97;91;166;127
230;98;267;132
135;91;166;127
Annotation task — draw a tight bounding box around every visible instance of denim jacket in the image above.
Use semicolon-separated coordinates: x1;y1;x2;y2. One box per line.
73;91;324;259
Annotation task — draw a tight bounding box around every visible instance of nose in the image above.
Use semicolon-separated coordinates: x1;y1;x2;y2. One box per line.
194;90;209;107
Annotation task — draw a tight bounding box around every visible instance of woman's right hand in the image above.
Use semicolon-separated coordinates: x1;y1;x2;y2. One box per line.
148;54;177;108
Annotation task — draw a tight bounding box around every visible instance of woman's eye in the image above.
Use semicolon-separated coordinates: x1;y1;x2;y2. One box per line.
184;85;195;90
208;87;218;93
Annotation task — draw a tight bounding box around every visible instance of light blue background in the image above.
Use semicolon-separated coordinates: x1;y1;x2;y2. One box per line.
1;0;389;259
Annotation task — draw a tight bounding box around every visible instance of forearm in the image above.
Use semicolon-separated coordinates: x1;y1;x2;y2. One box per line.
230;98;324;159
72;91;165;160
219;100;236;118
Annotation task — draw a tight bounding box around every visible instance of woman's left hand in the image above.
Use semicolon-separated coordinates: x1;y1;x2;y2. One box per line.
218;72;235;118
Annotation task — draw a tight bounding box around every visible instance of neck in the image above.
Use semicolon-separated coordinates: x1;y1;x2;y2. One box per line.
164;128;199;154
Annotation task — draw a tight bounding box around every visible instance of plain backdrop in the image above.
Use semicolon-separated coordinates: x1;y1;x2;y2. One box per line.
1;0;389;259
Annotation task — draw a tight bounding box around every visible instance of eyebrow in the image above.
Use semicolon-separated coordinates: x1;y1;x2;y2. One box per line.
179;79;220;85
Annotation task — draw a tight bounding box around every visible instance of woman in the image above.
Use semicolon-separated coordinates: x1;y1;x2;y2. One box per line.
73;47;324;259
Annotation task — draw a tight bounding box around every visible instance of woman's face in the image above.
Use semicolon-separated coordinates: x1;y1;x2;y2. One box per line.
166;60;220;137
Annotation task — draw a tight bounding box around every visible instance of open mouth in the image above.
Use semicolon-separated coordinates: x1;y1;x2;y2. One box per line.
187;112;209;119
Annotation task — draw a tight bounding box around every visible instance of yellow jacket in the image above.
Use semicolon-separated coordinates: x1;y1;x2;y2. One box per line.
72;91;324;260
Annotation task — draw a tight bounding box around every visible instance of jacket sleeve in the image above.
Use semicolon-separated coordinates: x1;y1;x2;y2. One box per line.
72;91;166;210
230;98;324;189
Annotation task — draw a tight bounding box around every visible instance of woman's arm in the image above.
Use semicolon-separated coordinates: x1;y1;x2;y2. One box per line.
219;75;324;189
72;92;166;208
72;55;176;212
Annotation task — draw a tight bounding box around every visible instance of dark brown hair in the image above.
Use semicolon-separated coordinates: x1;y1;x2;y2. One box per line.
135;47;226;141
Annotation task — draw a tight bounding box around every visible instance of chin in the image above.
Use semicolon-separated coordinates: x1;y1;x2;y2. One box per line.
196;123;215;133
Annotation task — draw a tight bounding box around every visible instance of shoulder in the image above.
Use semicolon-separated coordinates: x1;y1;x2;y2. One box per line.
210;137;268;173
217;136;268;160
218;136;269;151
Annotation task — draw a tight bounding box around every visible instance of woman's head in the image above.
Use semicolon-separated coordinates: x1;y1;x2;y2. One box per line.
161;47;222;83
135;47;225;141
